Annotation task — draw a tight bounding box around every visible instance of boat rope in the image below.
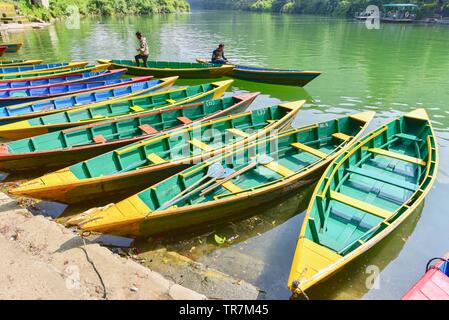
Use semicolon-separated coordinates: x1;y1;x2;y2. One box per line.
425;257;448;272
291;280;310;300
80;233;108;299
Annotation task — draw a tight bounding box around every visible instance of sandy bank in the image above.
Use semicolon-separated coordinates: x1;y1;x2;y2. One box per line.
0;192;205;300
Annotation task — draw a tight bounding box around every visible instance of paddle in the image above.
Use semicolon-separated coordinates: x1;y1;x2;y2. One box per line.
199;154;274;197
156;162;226;211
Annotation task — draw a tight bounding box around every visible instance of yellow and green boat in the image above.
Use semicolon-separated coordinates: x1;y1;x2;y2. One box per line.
288;109;438;295
0;80;233;139
66;111;373;235
0;59;43;67
98;59;234;79
2;93;258;172
13;96;299;204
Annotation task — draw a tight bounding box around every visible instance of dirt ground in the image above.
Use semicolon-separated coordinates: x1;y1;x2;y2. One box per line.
0;192;205;300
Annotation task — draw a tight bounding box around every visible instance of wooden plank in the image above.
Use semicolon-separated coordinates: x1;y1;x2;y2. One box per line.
332;132;351;141
93;135;106;143
347;166;417;192
368;148;426;166
189;139;214;151
263;161;295;177
177;116;192;125
291;142;327;159
139;124;158;135
221;181;242;193
330;191;393;220
147;153;167;165
227;128;249;138
130;105;144;112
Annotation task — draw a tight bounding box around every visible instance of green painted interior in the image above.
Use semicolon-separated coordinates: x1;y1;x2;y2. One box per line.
69;103;293;179
23;83;219;128
6;96;247;154
305;115;437;256
134;114;366;211
112;59;219;69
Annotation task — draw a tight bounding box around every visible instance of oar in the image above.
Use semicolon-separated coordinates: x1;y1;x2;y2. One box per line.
199;154;273;197
157;162;225;211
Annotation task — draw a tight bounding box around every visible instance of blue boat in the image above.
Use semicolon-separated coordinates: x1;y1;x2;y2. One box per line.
0;76;177;124
0;69;126;90
230;65;321;86
0;76;154;107
196;58;321;86
0;62;88;75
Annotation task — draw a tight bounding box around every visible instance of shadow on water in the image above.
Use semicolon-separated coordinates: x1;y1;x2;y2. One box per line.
176;77;314;103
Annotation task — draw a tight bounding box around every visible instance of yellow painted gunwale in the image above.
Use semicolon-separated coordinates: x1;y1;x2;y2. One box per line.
0;64;111;83
288;109;439;294
76;110;374;234
99;59;235;73
0;61;88;77
12;99;303;201
196;58;321;75
0;60;43;67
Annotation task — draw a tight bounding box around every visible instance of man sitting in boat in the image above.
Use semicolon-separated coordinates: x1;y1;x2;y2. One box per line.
211;43;228;65
135;32;149;67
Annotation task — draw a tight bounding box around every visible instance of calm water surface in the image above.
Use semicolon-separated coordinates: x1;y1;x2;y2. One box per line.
3;10;449;299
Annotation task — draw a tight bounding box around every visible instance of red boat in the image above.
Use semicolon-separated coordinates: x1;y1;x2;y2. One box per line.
402;253;449;300
0;46;7;57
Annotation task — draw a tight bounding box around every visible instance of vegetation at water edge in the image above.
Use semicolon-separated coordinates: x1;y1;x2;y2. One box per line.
198;0;449;18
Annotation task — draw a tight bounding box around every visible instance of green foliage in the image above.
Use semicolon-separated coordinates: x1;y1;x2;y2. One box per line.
200;0;449;17
11;0;190;21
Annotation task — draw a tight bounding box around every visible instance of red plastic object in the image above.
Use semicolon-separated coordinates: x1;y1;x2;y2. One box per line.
402;254;449;300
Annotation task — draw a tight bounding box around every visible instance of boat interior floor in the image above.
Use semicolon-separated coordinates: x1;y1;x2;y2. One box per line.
317;138;422;253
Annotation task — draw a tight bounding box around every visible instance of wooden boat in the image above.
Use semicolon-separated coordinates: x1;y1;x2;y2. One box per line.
14;98;300;204
0;46;7;57
98;59;234;79
196;58;321;86
0;43;23;53
402;253;449;300
288;109;438;294
65;110;373;234
0;77;175;125
0;80;232;139
0;59;43;67
0;63;108;81
0;76;153;107
3;93;259;173
0;61;88;76
0;69;127;90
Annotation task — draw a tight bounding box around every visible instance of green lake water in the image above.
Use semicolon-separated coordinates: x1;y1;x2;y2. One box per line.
3;10;449;299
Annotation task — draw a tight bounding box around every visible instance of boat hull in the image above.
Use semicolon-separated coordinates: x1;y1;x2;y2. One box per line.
0;94;253;173
0;76;151;107
230;67;321;86
100;59;234;79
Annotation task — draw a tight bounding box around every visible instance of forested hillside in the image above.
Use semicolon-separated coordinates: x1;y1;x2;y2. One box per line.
199;0;448;18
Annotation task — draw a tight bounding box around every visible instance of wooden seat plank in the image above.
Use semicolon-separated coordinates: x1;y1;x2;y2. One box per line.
291;142;327;159
368;148;426;166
